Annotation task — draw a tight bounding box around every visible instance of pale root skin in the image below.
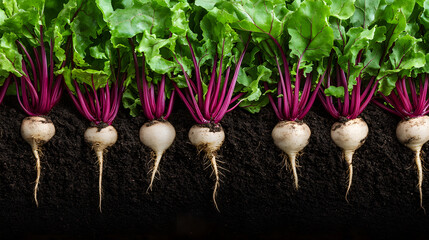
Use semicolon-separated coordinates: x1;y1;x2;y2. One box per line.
188;125;225;211
330;118;368;202
272;121;311;189
21;116;55;207
84;125;118;212
139;120;176;192
396;116;429;211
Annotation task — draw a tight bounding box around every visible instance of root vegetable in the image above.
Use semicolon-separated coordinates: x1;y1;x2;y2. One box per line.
188;124;225;211
84;125;118;212
272;121;311;189
373;76;429;210
129;39;176;192
66;48;125;211
318;52;378;202
13;25;68;206
331;118;368;201
173;36;250;211
139;120;176;192
21;116;55;206
396;116;429;210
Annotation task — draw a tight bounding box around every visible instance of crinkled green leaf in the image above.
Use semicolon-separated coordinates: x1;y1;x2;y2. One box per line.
122;81;142;117
420;0;429;30
240;65;273;102
325;0;356;20
70;0;106;67
95;0;114;21
388;35;425;69
200;10;239;56
170;1;191;35
90;44;108;60
324;86;345;98
350;0;381;28
377;72;400;95
377;0;417;53
287;0;334;63
137;31;177;74
195;0;219;10
377;35;426;94
71;68;110;89
236;66;252;87
239;94;269;113
44;0;72;27
106;0;186;45
337;26;385;84
0;8;6;24
419;54;429;73
363;44;384;75
256;65;274;83
49;0;85;64
340;27;375;62
383;0;416;23
330;18;346;46
0;33;23;77
0;0;43;41
212;0;289;41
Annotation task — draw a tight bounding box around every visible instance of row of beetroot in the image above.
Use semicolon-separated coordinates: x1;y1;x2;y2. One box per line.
1;0;429;212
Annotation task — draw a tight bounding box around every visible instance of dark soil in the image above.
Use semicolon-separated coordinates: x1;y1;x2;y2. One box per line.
1;95;429;239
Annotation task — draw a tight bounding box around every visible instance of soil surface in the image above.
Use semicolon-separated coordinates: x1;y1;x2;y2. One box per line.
1;95;429;239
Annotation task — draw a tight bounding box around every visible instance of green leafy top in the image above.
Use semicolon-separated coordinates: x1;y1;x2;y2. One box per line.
287;0;334;64
194;0;334;113
198;0;334;73
96;0;193;116
62;0;131;94
97;0;192;75
0;0;87;85
375;0;426;95
322;0;425;97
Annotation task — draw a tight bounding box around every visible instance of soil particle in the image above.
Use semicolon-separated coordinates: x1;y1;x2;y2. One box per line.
339;116;349;123
404;136;418;145
25;115;52;124
331;121;343;131
144;118;167;127
92;122;109;131
195;122;223;132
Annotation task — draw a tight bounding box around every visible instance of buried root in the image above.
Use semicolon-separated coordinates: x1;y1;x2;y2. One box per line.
414;149;425;213
30;139;43;207
21;116;56;207
281;153;301;190
93;145;106;213
343;151;355;203
84;125;118;212
147;151;163;193
202;149;223;212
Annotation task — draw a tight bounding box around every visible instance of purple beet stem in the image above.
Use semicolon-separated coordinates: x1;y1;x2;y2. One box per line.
173;36;251;124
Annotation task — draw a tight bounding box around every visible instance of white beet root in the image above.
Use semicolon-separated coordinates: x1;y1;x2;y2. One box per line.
84;125;118;212
331;117;368;201
139;120;176;192
396;115;429;211
189;124;225;211
272;121;311;189
21;116;55;206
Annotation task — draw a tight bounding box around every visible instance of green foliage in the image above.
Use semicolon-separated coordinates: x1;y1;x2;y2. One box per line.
287;0;334;63
2;0;429;113
324;86;344;98
324;0;425;97
0;0;86;87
